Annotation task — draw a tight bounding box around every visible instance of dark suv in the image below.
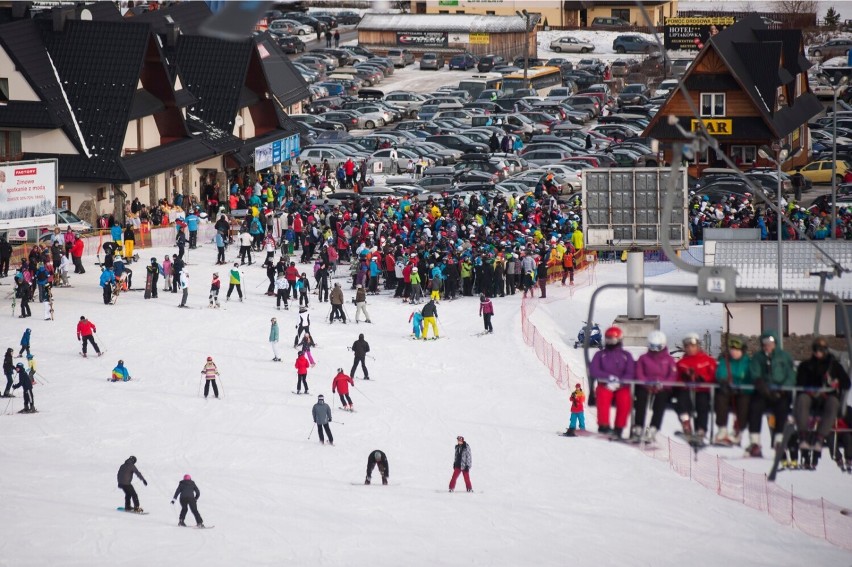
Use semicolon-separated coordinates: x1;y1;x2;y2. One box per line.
477;54;506;72
449;53;477;70
283;12;326;32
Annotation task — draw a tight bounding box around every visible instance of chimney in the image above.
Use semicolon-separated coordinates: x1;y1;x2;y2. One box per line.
52;5;76;32
166;22;181;47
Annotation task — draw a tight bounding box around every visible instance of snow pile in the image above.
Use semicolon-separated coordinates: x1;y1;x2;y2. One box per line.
1;247;849;565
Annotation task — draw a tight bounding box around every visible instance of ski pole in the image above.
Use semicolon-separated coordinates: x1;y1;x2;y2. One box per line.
352;383;372;403
94;333;107;353
198;375;205;397
308;424;315;440
3;396;12;415
365;354;376;361
216;375;225;398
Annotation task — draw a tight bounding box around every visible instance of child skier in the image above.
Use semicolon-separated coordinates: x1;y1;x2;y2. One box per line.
565;383;586;436
294;306;310;347
299;332;316;366
12;362;34;412
226;263;243;302
201;356;220;399
18;328;31;358
298;273;311;307
409;309;424;339
209;273;221;308
162;255;172;292
111;360;131;382
332;368;355;411
478;294;494;334
295;350;310;394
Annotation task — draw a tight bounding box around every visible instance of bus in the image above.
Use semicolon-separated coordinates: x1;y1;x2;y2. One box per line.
457;73;503;99
501;66;562;97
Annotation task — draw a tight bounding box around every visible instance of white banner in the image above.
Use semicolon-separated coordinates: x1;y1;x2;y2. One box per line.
0;159;58;230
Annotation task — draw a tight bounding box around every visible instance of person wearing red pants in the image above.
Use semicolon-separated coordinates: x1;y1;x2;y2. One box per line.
590;326;635;439
449;436;473;492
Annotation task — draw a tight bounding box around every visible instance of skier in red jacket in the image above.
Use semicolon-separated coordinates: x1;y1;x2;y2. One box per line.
675;332;718;442
332;368;354;411
295;351;310;394
76;316;102;357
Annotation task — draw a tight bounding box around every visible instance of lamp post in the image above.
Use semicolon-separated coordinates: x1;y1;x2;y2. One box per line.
515;9;530;82
831;76;849;240
758;144;790;348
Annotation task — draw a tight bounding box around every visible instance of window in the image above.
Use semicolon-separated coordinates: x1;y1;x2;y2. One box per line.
760;304;788;337
693;147;709;165
0;130;21;160
700;93;726;117
611;9;630;21
731;145;756;164
0;78;8;105
97;187;108;201
486;10;495;15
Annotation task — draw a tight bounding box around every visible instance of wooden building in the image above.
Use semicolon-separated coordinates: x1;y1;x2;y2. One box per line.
643;14;822;177
356;13;538;59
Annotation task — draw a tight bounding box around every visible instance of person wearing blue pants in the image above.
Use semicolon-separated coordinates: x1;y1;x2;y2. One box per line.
565;383;586;436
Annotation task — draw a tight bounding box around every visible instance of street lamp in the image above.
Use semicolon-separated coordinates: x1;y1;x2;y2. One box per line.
758;143;800;349
831;75;849;240
515;9;530;82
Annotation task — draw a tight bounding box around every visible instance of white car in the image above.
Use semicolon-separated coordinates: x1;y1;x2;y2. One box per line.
812;79;848;99
549;36;595;53
370;148;430;172
653;79;679;98
269;19;313;36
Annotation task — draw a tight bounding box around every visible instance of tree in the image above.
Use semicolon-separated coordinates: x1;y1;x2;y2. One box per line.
824;6;841;28
773;0;819;15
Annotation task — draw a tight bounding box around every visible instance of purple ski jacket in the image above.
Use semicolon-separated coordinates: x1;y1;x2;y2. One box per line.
635;349;678;384
589;345;635;381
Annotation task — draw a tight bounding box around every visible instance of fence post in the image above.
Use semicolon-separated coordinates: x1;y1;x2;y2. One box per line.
821;498;827;541
742;468;745;504
716;456;721;495
791;485;794;528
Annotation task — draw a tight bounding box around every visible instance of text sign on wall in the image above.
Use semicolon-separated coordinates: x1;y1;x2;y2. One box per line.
396;31;448;48
690;118;732;135
664;16;736;51
0;159;58;230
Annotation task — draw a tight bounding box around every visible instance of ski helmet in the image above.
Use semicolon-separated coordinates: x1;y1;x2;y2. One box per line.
337;368;343;373
15;362;24;368
207;356;213;361
682;332;701;347
604;326;623;346
373;451;383;462
812;337;829;354
318;394;324;400
647;330;667;352
129;456;137;464
118;359;124;365
183;474;191;481
151;257;157;263
26;353;33;360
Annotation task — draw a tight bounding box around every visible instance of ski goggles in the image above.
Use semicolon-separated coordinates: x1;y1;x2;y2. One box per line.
727;338;744;350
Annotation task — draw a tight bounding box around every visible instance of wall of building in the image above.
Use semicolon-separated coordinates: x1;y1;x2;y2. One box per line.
59;181;106;219
141;115;159;150
727;302;840;337
0;47;39;102
21;128;78;154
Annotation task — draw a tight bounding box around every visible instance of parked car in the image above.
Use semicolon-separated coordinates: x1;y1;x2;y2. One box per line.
549;36;595;53
477;54;505;72
273;33;306;54
283;12;326;32
387;48;415;68
420;52;445;70
808;39;852;59
797;159;850;184
617;83;651;106
653;78;679;98
313;15;337;29
269;19;313;36
449;52;477;71
590;16;632;30
425;134;489;154
333;11;362;25
613;35;659;54
512;56;546;68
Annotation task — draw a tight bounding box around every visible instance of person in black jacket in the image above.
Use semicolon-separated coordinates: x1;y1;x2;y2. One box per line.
350;333;370;380
12;362;34;412
172;474;204;527
449;436;473;492
365;450;389;485
3;348;13;397
536;258;549;298
171;254;184;294
794;338;851;452
0;234;13;277
146;258;159;299
116;456;147;512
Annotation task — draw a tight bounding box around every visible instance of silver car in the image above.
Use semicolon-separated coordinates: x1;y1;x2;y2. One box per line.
549;36;595;53
370;148;430;173
387;48;415;68
269;19;313;36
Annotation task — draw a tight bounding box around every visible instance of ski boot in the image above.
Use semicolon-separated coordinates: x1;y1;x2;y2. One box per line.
564;428;577;437
597;425;611;435
609;427;623;440
197;523;205;528
382;477;388;485
629;426;643;443
714;427;733;446
643;426;658;444
365;478;371;485
179;520;186;527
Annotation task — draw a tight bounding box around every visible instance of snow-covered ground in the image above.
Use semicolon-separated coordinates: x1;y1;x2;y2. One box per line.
1;242;850;565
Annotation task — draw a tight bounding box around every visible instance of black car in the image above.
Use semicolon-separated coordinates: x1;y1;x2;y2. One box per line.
425;134;489;154
695;179;753;203
284;12;326;32
334;11;362;25
512;56;546;68
313;15;337;29
477;54;506;72
274;34;306;54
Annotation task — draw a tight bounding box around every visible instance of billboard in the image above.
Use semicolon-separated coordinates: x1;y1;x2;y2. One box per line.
396;31;448;48
581;168;689;251
664;16;735;51
254;134;301;171
0;159;58;231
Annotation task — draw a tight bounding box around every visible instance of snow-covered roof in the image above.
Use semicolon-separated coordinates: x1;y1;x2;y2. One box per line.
357;13;539;33
706;240;852;300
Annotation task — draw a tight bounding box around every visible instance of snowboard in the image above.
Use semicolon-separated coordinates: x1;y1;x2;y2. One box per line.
144;269;153;299
117;507;149;515
768;421;797;482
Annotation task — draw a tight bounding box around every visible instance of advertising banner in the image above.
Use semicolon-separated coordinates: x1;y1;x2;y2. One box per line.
664;17;735;51
396;31;448;48
255;143;274;170
255;134;301;171
0;159;58;230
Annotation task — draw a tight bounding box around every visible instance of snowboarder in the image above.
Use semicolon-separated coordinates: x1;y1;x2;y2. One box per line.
226;263;243;302
564;383;586;436
449;436;473;492
111;360;131;382
18;328;31;358
178;269;189;308
295;350;310;394
209;273;221;308
294;306;310;347
201;356;220;399
312;394;333;445
3;348;13;397
332;368;354;410
12;362;34;412
421;299;439;340
146;258;160;299
478;294;493;334
350;333;370;380
633;330;678;444
354;285;371;323
589;326;634;439
116;456;147;512
76;316;102;357
172;474;204;527
270;318;281;361
365;450;389;485
330;282;346;323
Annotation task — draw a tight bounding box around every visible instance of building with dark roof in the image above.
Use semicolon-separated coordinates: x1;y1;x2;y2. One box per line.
643;14;822;176
0;2;310;219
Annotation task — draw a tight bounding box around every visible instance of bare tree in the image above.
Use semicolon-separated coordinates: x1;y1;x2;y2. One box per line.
773;0;819;15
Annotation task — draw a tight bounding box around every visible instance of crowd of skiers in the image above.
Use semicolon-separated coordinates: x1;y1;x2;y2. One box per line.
576;325;851;471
